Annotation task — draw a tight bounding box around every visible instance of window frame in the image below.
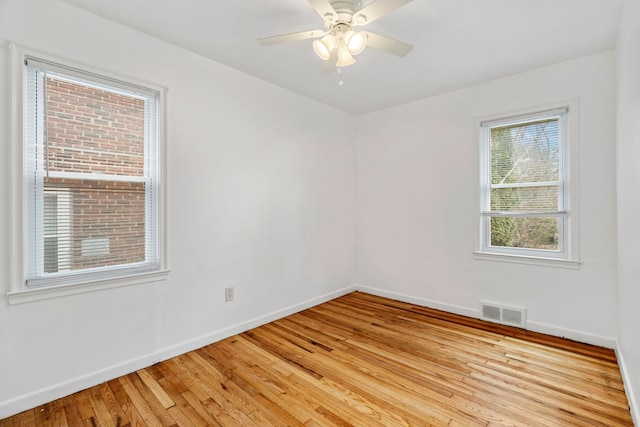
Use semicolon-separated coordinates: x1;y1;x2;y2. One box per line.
474;102;580;269
7;44;169;304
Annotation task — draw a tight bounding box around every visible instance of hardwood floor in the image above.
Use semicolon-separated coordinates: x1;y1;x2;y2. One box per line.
1;292;633;426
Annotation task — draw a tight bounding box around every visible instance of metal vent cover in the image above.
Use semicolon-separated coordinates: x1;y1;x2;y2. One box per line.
480;301;526;328
502;308;524;326
482;304;501;321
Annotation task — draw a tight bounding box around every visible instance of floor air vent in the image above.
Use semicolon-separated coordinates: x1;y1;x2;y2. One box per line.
480;301;526;328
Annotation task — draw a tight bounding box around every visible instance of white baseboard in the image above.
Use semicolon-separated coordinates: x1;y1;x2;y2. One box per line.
152;285;356;363
616;345;640;426
0;352;158;421
525;320;617;349
354;284;617;349
354;284;479;319
0;285;356;420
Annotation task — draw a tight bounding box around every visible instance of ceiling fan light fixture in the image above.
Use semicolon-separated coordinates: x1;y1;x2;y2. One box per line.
346;30;367;55
336;45;356;67
313;34;336;60
258;0;415;70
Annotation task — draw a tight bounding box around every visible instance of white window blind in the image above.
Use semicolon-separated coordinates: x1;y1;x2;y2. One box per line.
480;108;569;256
24;57;160;287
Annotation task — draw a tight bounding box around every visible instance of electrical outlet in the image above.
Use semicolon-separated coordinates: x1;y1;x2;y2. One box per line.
225;287;234;302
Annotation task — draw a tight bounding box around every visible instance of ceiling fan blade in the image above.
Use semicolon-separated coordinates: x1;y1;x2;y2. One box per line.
322;49;338;74
257;30;325;46
354;0;414;25
307;0;336;20
362;31;413;57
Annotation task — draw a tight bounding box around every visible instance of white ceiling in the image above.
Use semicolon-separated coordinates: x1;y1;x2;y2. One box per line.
61;0;623;115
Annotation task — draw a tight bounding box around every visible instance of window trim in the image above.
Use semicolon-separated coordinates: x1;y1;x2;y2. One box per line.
474;101;580;268
7;43;169;304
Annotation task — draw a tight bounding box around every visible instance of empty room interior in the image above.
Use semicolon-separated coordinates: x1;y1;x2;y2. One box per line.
1;0;639;425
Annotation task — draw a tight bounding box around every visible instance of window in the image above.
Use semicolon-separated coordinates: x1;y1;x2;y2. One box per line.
22;56;164;289
478;107;575;262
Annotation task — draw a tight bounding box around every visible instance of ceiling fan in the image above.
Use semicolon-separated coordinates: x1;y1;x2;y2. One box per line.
257;0;414;72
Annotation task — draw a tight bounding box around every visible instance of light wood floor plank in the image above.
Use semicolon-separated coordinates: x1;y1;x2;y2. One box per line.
87;386;116;427
117;376;165;427
1;292;633;426
136;370;174;411
107;378;146;427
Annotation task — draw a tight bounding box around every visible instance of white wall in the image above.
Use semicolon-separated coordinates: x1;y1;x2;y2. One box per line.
0;0;356;418
356;51;618;346
616;0;640;421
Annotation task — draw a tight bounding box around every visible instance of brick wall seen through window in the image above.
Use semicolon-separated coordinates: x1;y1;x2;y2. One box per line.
43;77;147;272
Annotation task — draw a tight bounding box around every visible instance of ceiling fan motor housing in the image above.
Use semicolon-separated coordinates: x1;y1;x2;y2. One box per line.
327;0;362;25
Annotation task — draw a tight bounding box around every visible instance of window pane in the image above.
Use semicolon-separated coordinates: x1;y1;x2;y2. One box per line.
490;185;559;212
491;119;560;185
46;76;145;177
490;217;559;250
44;178;146;272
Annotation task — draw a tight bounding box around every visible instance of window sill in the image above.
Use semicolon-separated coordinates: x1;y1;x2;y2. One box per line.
7;269;170;305
473;252;581;270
